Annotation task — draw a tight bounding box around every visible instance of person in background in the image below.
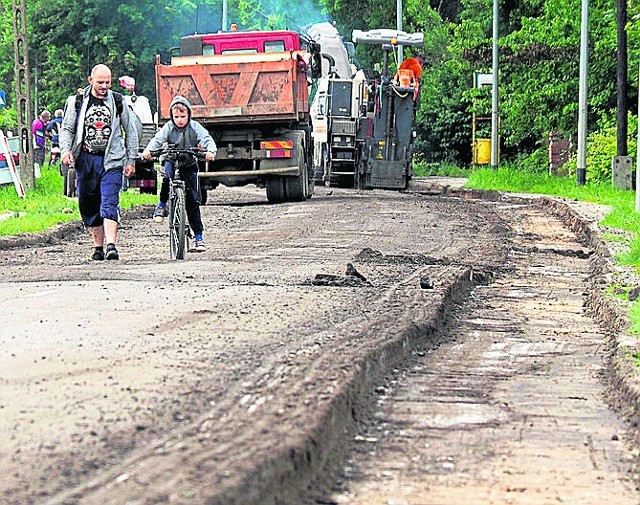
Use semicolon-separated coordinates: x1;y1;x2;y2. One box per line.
398;54;425;81
141;96;216;252
59;64;139;261
47;109;64;164
32;109;50;172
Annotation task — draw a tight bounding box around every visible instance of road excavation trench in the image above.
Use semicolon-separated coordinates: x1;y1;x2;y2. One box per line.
313;199;638;504
0;183;637;504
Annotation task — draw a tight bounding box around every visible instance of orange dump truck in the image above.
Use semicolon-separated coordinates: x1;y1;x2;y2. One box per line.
155;29;320;203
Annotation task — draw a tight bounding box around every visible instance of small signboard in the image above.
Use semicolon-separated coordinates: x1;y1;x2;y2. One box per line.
0;130;25;197
474;72;493;88
0;90;5;108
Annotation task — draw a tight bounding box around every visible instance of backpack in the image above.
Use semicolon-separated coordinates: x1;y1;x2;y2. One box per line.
48;119;61;138
75;91;143;146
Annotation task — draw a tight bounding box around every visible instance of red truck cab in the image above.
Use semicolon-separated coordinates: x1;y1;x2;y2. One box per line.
179;30;302;56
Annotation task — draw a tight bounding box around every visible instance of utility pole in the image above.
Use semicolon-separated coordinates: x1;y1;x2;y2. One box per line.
616;0;628;156
222;0;227;31
397;0;403;63
12;0;35;190
490;0;499;168
577;0;589;186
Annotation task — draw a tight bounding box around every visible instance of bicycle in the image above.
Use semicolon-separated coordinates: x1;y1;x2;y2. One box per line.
149;147;206;260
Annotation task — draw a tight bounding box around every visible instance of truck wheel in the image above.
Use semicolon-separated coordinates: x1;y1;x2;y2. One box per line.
284;166;306;201
284;133;307;201
266;177;287;203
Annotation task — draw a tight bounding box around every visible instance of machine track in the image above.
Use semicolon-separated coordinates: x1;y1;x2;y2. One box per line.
317;200;638;504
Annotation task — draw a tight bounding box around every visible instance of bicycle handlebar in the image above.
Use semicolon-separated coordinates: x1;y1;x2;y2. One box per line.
147;147;208;162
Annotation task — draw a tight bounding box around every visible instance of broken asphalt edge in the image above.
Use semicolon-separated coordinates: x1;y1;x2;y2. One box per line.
206;186;640;504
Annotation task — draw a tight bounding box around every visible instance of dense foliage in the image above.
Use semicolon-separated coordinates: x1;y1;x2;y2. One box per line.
0;0;638;177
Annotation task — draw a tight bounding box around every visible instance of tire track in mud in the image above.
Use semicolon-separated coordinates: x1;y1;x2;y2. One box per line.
44;260;484;505
318;202;639;505
0;186;512;505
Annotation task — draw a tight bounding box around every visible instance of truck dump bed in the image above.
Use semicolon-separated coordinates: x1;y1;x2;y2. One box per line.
156;52;310;125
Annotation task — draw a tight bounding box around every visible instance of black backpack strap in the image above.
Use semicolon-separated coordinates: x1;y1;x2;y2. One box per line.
75;91;123;116
112;91;123;116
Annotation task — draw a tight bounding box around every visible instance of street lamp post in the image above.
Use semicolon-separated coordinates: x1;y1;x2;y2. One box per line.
491;0;499;168
397;0;403;62
222;0;227;31
577;0;589;186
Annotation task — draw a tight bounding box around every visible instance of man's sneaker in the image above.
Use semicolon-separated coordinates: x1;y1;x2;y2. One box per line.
91;248;105;261
153;204;168;223
105;244;119;260
192;238;206;252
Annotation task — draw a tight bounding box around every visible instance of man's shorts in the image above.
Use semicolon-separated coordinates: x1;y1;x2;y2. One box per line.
34;147;45;165
76;151;123;226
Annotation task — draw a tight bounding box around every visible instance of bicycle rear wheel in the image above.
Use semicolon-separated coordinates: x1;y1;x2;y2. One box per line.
169;186;187;260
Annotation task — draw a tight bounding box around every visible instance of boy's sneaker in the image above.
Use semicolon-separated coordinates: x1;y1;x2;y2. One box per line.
192;238;206;252
105;243;119;260
91;248;105;261
153;204;168;223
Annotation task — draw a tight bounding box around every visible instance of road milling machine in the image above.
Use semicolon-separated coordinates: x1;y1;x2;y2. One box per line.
310;27;424;190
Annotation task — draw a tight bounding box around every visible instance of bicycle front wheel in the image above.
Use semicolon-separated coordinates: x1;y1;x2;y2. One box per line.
169;186;187;260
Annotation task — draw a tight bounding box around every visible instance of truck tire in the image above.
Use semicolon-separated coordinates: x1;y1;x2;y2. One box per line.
284;163;306;201
283;132;307;201
266;177;287;203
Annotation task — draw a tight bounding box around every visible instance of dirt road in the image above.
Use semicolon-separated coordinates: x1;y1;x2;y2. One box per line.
0;182;637;504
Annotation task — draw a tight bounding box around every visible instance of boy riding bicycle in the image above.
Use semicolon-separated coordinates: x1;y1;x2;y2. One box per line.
142;96;216;252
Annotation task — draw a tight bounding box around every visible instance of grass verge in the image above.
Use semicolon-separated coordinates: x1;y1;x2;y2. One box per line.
0;164;156;236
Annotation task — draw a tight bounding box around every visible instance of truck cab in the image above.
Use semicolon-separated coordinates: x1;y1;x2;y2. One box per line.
177;30;302;56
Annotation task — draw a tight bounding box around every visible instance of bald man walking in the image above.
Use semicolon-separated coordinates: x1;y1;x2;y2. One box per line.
60;64;139;261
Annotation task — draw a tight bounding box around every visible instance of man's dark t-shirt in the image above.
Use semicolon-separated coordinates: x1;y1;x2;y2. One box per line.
83;95;112;155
